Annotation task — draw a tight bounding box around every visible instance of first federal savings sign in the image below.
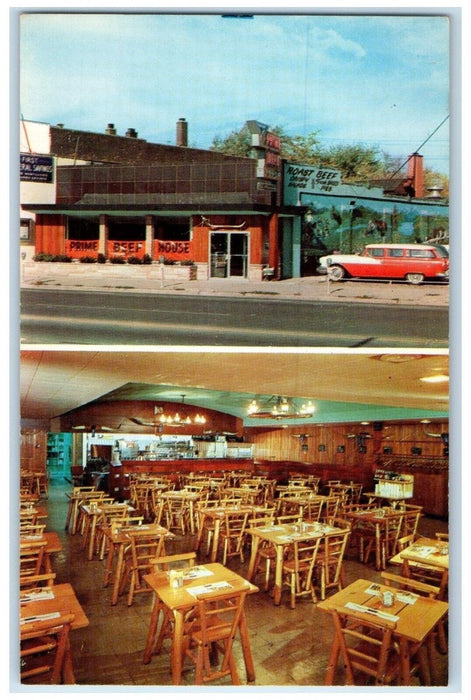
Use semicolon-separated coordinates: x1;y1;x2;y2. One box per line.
20;154;54;183
284;163;341;204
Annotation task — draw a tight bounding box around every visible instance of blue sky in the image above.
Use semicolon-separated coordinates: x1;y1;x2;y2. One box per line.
18;10;451;174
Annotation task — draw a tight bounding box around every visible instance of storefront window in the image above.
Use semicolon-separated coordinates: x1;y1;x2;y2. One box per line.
66;216;99;240
154;217;190;241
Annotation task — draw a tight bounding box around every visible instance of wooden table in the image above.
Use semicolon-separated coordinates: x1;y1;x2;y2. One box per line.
317;577;448;685
20;582;89;683
246;521;342;605
390;537;449;599
143;562;258;684
194;504;253;563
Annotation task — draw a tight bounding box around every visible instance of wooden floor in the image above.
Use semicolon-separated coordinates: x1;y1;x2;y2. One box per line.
23;480;451;688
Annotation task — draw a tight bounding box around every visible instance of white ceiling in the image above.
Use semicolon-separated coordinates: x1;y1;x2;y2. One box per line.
19;349;449;428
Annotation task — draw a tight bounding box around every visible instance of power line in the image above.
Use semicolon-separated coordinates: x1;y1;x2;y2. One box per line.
387;115;449;179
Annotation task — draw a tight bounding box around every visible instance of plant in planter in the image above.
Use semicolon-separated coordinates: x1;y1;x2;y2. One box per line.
97;253;107;264
127;256;143;265
33;253;73;262
142;254;152;265
109;256;126;264
80;256;98;263
180;259;195;266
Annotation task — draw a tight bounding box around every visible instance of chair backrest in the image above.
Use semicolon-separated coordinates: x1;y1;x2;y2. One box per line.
303;497;325;522
435;532;449;542
276;513;303;525
151;551;197;572
320;497;340;521
380;571;440;598
331;608;400;685
20;612;75;684
320;528;351;589
400;508;422;539
20;541;46;578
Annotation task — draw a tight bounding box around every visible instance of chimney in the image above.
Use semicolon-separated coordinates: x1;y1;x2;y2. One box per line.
407;153;424;199
176;117;188;147
105;123;117;135
125;127;138;138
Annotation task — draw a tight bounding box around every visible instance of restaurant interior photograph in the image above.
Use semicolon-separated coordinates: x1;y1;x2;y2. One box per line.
16;348;454;688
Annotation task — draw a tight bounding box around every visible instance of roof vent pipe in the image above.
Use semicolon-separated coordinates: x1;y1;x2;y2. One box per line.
176;117;188;147
105;123;117;135
125;127;138;138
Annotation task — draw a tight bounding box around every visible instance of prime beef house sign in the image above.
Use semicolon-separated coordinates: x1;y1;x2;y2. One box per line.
20;154;54;183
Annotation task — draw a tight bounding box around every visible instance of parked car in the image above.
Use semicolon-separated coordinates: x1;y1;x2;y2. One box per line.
317;243;449;285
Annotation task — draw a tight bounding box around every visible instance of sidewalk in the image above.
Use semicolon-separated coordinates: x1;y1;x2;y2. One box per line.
20;263;449;307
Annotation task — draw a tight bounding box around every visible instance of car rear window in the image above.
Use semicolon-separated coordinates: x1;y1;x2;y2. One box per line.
388;249;404;257
408;249;435;258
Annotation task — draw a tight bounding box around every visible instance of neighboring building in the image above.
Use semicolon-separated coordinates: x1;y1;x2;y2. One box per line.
20;118;449;280
283;156;449;275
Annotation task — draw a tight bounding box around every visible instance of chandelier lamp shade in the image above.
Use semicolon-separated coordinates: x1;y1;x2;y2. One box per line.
247;395;315;420
155;396;207;427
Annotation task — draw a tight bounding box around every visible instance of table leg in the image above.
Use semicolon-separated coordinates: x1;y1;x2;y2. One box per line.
171;611;184;685
273;545;284;605
111;543;125;605
398;637;411;685
210;519;221;563
238;607;255;682
246;535;260;581
194;512;205;552
375;523;381;571
143;594;161;664
87;515;97;560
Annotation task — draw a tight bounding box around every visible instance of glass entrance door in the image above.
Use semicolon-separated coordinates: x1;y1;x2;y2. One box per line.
210;231;248;278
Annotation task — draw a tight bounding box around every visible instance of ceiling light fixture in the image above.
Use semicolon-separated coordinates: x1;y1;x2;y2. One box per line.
156;395;207;427
247;395;315;420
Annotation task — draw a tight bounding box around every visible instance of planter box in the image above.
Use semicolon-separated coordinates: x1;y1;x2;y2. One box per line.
22;261;198;282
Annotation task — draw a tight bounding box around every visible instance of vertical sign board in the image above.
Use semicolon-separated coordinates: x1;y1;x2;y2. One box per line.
20;154;54;183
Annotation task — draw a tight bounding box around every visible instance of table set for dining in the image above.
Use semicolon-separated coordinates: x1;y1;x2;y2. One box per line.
17;476;450;688
317;577;448;685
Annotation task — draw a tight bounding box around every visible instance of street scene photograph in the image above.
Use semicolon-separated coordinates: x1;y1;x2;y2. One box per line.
18;10;451;347
14;6;457;694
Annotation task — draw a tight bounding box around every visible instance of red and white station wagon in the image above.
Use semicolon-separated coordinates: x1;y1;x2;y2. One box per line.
318;243;449;285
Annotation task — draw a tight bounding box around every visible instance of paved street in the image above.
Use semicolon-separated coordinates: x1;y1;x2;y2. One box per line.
20;286;449;348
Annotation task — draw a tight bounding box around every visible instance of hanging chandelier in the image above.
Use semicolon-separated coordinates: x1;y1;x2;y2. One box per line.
247;395;315;420
156;395;207;427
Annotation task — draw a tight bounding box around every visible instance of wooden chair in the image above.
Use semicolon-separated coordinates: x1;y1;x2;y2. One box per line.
303;497;325;522
143;552;197;664
20;612;75;684
20;541;47;579
380;572;448;658
435;532;449;542
120;532;167;605
360;511;404;570
183;589;248;684
220;511;249;565
329;608;403;685
315;527;351;600
320;497;341;522
281;538;322;608
94;504;129;559
399;507;422;541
